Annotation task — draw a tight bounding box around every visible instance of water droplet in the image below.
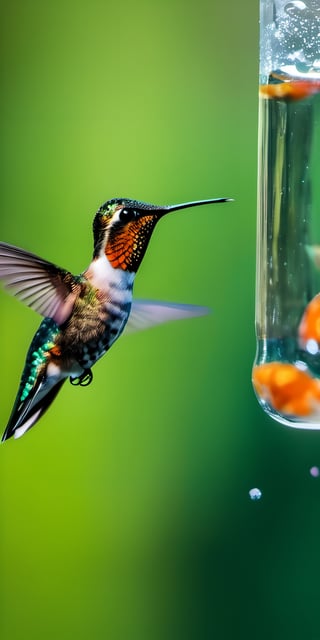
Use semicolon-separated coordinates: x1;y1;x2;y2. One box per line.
285;1;307;13
310;466;320;477
306;339;319;355
295;359;308;371
249;487;262;501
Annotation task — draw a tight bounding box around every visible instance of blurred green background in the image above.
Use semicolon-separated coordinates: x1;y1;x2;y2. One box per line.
1;1;320;639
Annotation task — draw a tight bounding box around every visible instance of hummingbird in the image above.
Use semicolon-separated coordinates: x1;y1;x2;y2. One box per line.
0;196;231;441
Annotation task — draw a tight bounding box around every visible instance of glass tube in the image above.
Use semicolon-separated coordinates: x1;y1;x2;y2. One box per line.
253;0;320;428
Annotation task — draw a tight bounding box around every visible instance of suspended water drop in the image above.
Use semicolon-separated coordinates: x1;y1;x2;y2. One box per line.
310;466;320;477
249;487;262;501
285;1;307;13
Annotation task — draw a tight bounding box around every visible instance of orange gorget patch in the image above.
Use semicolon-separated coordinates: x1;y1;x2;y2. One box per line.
105;216;156;271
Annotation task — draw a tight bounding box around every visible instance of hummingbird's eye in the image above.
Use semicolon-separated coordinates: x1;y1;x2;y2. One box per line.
119;208;137;222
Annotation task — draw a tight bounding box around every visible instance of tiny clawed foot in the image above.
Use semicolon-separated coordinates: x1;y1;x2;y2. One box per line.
70;368;93;387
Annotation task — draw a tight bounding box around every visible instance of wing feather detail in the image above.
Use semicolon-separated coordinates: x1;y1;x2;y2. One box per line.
124;300;210;334
0;242;81;325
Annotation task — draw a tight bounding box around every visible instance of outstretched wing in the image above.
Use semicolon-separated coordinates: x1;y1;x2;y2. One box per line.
0;242;81;325
124;299;210;334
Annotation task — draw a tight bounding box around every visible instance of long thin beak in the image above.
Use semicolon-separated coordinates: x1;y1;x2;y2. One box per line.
163;198;233;214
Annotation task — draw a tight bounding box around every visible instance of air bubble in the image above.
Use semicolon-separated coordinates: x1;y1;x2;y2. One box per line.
249;488;262;501
285;1;307;13
310;466;320;477
305;339;319;355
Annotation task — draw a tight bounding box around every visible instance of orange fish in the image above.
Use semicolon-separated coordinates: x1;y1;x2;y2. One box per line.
252;362;320;417
298;293;320;347
260;80;320;101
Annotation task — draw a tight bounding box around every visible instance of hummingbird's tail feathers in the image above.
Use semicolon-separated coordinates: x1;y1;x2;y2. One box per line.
124;299;210;334
1;376;66;442
0;242;81;325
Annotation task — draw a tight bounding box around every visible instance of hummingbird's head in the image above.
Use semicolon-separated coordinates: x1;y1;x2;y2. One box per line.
92;197;231;272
